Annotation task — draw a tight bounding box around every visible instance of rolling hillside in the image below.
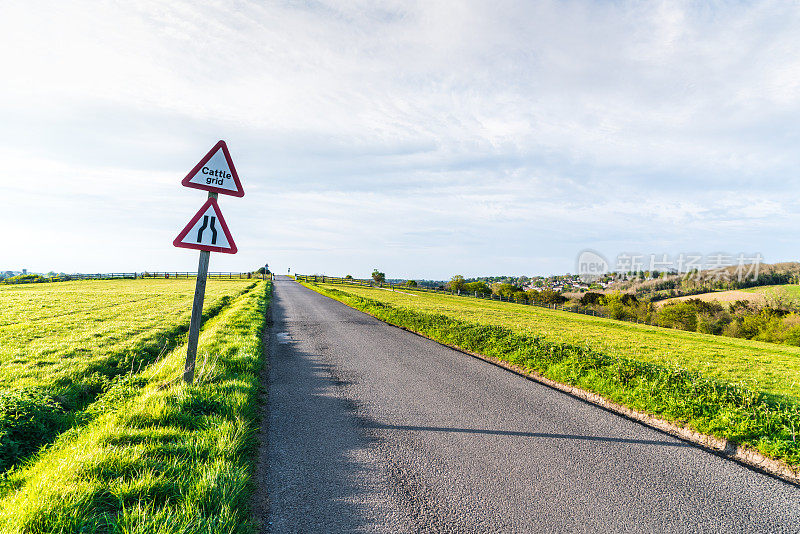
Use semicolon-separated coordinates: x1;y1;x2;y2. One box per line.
657;284;800;308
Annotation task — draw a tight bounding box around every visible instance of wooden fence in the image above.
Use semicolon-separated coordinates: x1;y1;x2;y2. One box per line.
3;272;260;283
137;272;257;280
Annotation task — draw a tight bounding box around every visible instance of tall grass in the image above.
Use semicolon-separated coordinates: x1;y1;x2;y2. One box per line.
306;283;800;469
0;281;269;533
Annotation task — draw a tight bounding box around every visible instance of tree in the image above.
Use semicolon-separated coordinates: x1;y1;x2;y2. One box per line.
345;274;354;280
449;275;465;292
580;292;603;306
657;302;698;331
464;281;490;295
543;290;567;305
525;289;540;303
371;269;385;283
405;280;418;287
492;283;519;298
256;267;266;275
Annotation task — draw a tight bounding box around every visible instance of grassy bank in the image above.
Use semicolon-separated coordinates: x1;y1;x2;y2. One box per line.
303;282;800;470
0;280;270;533
0;279;255;473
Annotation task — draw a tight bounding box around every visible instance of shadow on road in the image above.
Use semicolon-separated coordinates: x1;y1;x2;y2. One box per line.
361;422;688;447
263;282;393;533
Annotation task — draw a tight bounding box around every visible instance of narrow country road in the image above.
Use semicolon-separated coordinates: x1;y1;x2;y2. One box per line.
258;276;800;532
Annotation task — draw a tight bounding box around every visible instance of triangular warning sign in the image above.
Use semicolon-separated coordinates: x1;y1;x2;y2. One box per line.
173;197;238;254
181;140;244;197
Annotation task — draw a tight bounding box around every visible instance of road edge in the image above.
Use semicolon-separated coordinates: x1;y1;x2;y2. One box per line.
250;285;273;532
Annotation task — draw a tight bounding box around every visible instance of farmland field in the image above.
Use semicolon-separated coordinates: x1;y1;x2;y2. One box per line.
745;284;800;298
310;283;800;400
0;278;256;472
0;279;254;390
0;280;270;532
657;284;800;307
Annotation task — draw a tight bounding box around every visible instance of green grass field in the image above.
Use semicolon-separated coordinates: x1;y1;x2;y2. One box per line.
0;279;254;391
0;280;270;533
0;279;256;473
742;284;800;297
314;283;800;400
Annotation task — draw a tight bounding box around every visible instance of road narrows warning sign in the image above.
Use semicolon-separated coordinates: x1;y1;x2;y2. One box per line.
175;139;244;384
181;140;245;197
173;197;238;254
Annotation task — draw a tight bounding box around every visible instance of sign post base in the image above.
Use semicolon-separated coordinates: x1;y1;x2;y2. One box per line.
183;191;218;383
184;249;210;383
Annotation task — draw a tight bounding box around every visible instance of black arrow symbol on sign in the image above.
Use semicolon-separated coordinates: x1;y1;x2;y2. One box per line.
196;216;218;245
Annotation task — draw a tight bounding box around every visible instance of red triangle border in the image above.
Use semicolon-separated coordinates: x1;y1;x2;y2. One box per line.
181;140;245;197
173;197;238;254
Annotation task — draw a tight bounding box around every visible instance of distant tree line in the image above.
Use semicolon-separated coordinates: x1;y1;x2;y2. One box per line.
1;274;49;284
446;275;567;305
579;290;800;346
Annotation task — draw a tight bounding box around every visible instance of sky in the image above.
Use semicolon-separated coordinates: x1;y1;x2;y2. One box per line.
2;0;800;280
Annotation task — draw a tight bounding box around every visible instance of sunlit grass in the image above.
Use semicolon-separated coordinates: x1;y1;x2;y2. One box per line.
740;284;800;303
0;279;255;472
0;279;255;390
0;281;269;533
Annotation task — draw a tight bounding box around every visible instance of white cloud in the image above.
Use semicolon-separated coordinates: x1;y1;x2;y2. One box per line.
1;0;800;277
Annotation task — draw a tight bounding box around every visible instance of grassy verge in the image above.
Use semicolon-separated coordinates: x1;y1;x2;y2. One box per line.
304;283;800;470
0;280;256;473
0;281;270;533
310;283;800;399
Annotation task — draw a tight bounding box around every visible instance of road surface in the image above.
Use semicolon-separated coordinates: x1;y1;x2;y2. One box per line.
258;276;799;532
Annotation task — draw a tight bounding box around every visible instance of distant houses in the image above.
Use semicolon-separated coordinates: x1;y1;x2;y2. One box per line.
521;274;615;294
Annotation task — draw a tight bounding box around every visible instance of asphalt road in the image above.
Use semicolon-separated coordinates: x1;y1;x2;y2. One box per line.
259;276;800;532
